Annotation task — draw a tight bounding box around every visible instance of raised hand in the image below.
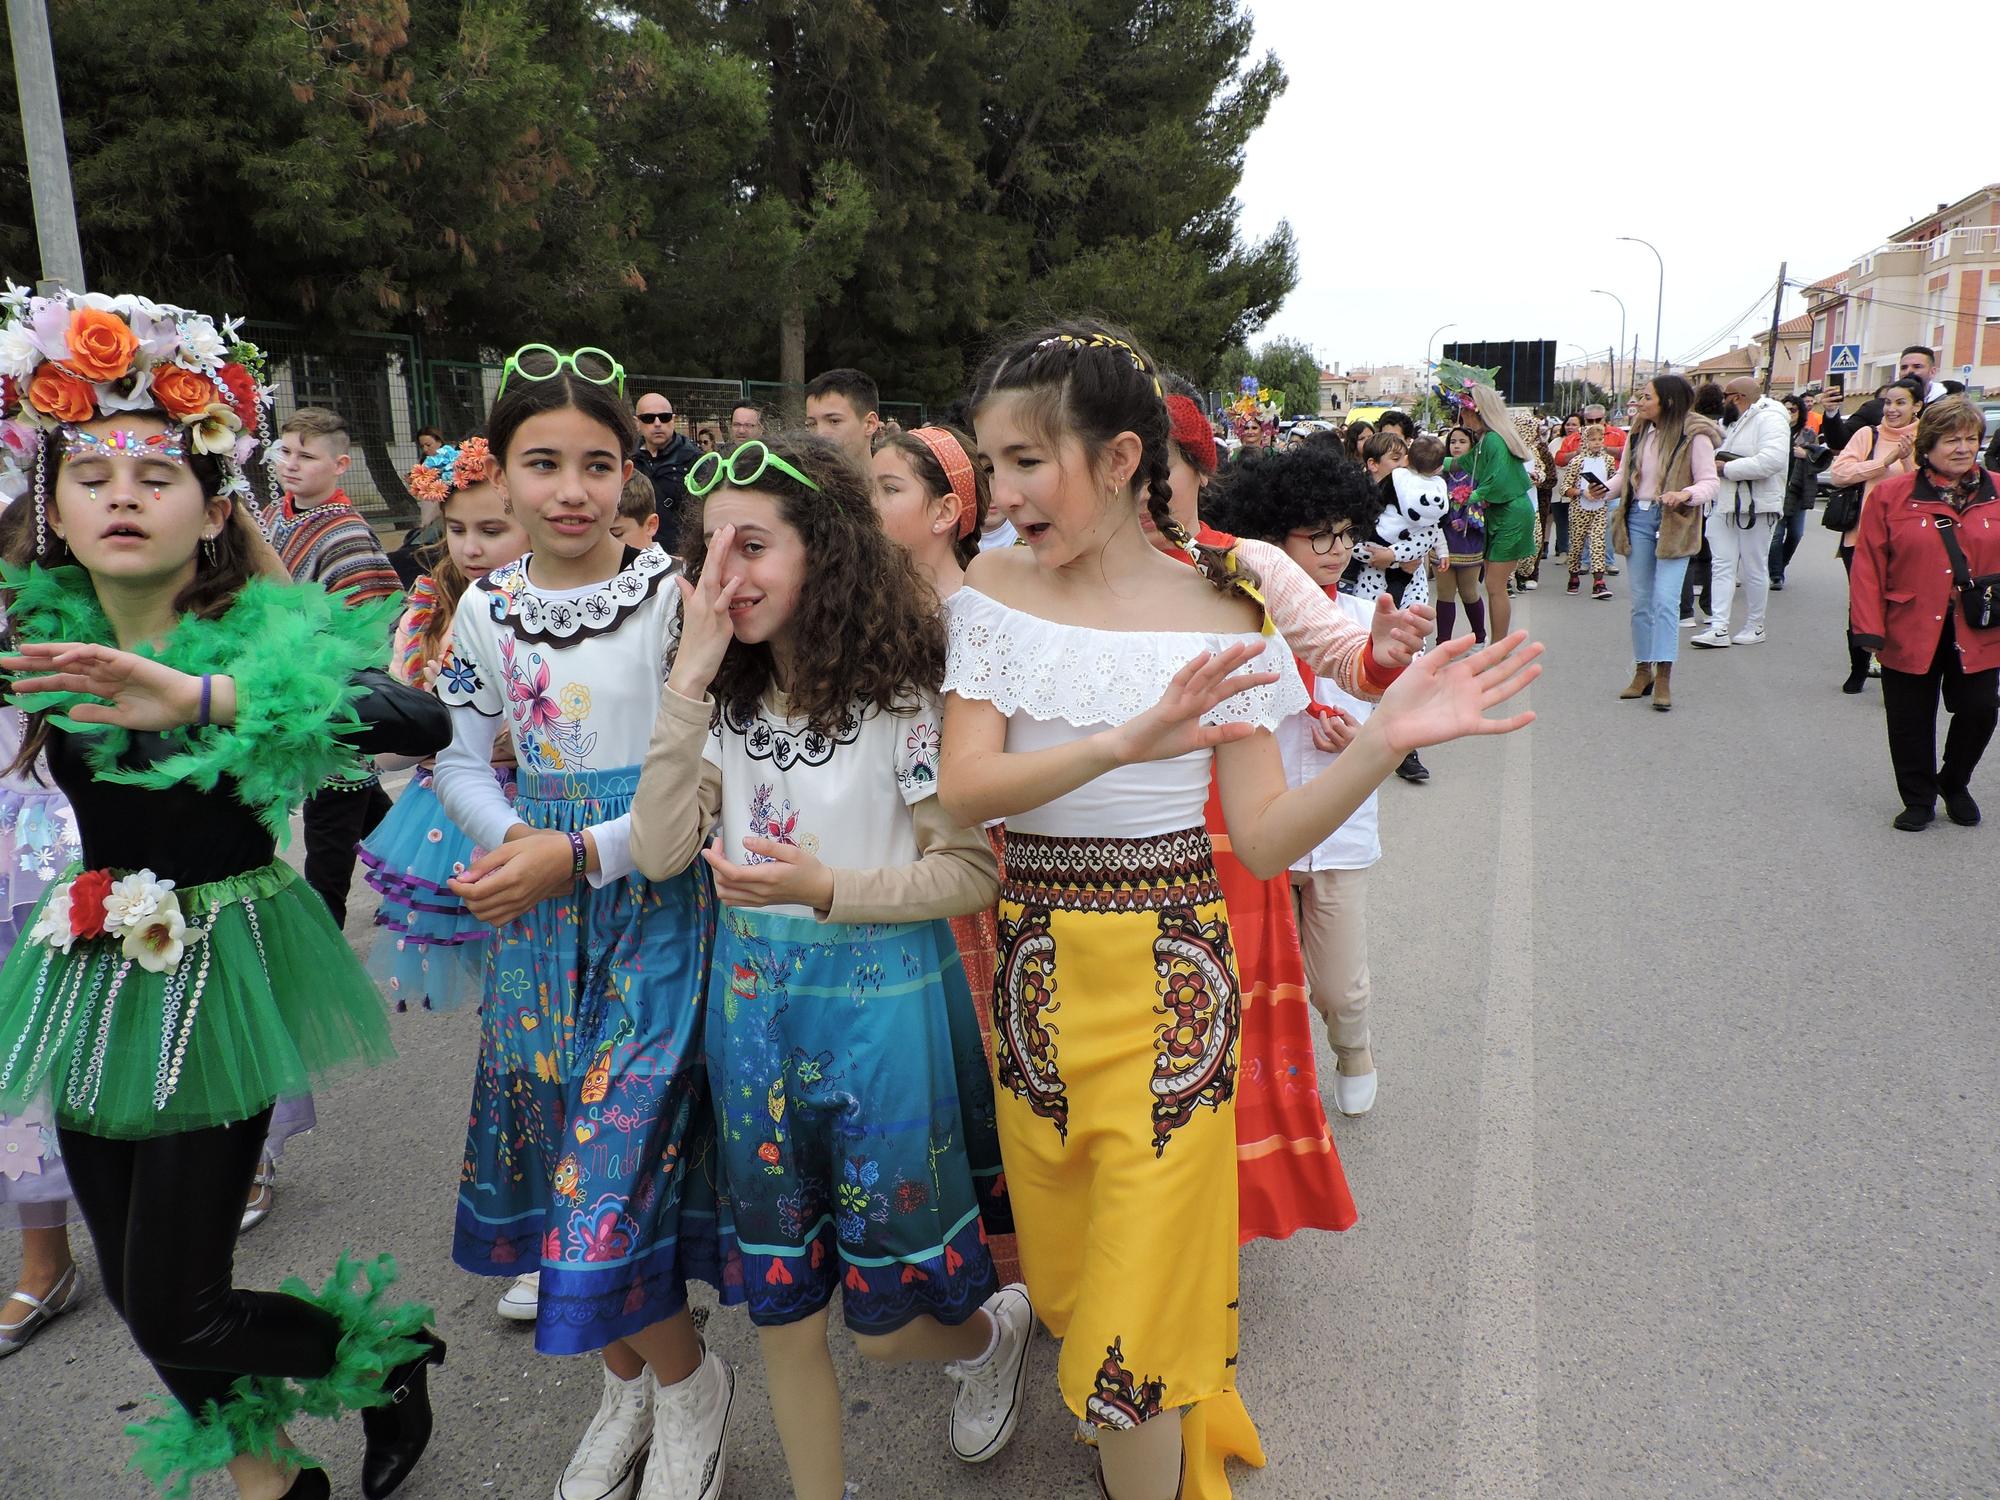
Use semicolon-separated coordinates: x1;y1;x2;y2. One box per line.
1369;630;1541;754
1370;593;1435;670
3;642;218;731
666;525;742;700
1105;641;1279;766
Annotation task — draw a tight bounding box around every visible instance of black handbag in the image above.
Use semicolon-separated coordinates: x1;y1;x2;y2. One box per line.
1820;429;1871;532
1934;514;2000;632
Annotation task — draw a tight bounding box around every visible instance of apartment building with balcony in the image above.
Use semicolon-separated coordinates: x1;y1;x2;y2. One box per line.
1802;182;2000;396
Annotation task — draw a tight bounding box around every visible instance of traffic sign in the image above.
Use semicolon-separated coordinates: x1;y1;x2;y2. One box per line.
1827;343;1861;376
1962;363;1975;380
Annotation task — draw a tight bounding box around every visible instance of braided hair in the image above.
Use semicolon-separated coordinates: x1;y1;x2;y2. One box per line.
967;319;1258;605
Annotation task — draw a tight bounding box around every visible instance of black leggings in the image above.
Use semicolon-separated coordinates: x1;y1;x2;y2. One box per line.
59;1107;340;1416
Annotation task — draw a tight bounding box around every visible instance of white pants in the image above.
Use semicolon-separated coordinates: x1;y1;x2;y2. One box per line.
1706;510;1777;634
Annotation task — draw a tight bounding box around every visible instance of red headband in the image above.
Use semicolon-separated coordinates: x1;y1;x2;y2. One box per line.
1166;394;1218;474
908;426;980;538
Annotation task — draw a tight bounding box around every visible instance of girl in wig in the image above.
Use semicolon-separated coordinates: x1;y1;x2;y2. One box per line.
1444;382;1537;640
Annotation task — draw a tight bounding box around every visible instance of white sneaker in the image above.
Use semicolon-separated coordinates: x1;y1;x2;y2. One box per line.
555;1364;653;1500
498;1272;541;1322
1332;1069;1378;1117
1689;625;1732;649
642;1346;733;1500
946;1284;1034;1464
1732;625;1766;646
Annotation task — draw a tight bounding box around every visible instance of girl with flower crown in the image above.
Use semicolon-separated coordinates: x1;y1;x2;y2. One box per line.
358;435;528;1016
0;287;454;1500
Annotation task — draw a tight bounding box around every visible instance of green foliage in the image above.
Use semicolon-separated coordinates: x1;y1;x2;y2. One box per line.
1;0;1298;404
1234;337;1320;420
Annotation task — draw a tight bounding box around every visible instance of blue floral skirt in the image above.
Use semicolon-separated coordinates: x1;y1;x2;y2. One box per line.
358;765;515;1012
451;767;739;1355
709;906;1009;1333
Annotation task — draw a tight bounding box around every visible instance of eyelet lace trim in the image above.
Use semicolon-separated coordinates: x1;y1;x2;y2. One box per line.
942;587;1307;730
478;547;678;645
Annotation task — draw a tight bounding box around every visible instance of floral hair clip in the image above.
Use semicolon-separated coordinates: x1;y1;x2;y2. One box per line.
1034;332;1166;399
406;436;494;503
60;427;187;463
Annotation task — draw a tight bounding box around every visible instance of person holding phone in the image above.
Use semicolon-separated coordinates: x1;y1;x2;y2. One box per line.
1560;422;1620;598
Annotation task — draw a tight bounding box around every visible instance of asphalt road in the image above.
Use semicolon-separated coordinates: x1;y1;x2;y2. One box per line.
4;533;1995;1499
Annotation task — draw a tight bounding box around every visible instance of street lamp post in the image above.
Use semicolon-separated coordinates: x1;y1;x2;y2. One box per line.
1591;289;1627;403
1618;236;1664;381
1424;322;1455;423
1561;343;1589;407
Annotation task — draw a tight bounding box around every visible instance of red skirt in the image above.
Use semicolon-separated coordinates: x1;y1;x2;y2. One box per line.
948;827;1023;1285
1205;781;1357;1243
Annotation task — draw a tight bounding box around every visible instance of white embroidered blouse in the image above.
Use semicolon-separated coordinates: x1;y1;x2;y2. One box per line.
432;546;681;884
941;586;1307;839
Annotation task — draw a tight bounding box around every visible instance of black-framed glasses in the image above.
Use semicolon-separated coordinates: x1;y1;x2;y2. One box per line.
638;411;676;423
1295;526;1353;554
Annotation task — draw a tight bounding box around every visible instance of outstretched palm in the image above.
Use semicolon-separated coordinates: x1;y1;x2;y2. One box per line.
1109;641;1279;765
1372;631;1541;754
3;642;204;731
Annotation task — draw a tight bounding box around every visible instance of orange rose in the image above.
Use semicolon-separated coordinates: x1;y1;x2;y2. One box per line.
26;364;96;424
63;307;139;382
151;364;219;419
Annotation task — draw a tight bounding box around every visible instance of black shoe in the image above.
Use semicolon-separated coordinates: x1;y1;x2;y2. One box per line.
283;1469;331;1500
1841;673;1867;695
361;1329;447;1500
1606;567;1621;576
1769;578;1785;591
1394;751;1430;783
1943;789;1981;826
1892;806;1935;832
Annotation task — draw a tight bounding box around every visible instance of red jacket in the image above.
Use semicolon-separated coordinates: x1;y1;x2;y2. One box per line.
1554;425;1628;468
1849;468;2000;673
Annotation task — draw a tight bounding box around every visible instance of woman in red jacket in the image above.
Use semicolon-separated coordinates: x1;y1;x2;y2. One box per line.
1849;396;2000;831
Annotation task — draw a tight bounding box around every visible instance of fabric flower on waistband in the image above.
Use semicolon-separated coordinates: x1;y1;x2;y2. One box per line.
29;867;204;973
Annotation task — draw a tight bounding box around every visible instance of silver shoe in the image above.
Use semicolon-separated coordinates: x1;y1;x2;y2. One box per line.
0;1263;81;1358
240;1152;277;1233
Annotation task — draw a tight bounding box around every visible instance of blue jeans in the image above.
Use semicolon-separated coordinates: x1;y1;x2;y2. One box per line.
1625;503;1691;664
1769;509;1807;580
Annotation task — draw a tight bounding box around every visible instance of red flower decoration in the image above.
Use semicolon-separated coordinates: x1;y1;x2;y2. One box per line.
756;1141;781;1166
68;869;113;939
217;362;262;434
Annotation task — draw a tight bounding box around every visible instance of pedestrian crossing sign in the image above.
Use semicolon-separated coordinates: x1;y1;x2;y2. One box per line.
1827;343;1861;375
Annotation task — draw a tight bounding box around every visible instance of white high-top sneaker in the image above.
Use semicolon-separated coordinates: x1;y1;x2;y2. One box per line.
640;1346;734;1500
945;1284;1034;1463
554;1364;652;1500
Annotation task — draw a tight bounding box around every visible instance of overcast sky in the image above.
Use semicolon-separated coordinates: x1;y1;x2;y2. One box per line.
1233;1;1996;375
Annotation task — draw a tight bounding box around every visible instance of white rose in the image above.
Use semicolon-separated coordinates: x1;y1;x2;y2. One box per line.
28;885;78;954
122;898;189;974
95;368;156;414
177;319;226;371
103;871;175;933
0;326;37;379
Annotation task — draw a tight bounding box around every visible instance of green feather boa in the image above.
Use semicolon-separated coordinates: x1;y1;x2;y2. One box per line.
123;1253;433;1498
1;564;398;842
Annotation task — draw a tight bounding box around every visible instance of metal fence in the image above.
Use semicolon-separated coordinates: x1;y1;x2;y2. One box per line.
247;324;935;527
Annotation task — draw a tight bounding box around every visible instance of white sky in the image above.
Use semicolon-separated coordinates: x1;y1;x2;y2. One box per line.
1233;1;1997;374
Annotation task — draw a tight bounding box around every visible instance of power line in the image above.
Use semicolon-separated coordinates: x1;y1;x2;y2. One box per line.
1672;285;1779;367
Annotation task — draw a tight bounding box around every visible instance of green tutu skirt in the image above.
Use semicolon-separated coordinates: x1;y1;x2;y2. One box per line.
0;861;394;1139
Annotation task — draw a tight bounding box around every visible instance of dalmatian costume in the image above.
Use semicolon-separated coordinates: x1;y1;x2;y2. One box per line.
1354;466;1449;607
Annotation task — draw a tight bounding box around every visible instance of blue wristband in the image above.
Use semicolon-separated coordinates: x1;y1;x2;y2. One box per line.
196;674;213;728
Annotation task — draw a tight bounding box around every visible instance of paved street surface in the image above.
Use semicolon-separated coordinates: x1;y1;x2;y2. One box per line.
4;536;1995;1499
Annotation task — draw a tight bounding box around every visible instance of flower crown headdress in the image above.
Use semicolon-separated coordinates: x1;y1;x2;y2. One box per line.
406;437;494;503
0;283;275;544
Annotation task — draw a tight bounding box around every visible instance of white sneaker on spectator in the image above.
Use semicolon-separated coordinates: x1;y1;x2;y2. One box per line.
1689;624;1733;648
1333;1069;1378;1116
554;1364;652;1500
498;1272;540;1322
641;1346;733;1500
946;1284;1034;1464
1732;625;1766;645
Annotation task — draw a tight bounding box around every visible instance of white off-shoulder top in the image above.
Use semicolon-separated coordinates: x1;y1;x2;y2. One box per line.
942;586;1306;838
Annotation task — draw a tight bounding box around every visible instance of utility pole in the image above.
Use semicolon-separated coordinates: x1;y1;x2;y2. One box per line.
1760;261;1787;394
7;0;84;291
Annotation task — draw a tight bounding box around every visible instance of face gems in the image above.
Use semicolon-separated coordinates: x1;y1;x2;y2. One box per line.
59;427;188;463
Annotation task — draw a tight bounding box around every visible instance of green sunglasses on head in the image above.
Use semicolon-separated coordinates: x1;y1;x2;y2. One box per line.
685;439;822;499
498;343;626;399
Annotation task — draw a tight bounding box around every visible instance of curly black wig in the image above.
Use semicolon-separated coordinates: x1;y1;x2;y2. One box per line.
1205;441;1383;545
